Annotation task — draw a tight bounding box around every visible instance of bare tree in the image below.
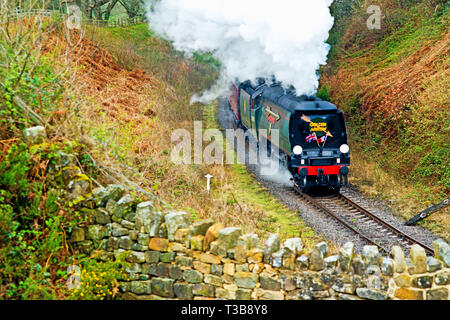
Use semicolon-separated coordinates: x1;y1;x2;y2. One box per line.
119;0;144;19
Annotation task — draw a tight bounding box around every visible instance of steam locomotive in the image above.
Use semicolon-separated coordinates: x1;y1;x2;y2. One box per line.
227;80;350;191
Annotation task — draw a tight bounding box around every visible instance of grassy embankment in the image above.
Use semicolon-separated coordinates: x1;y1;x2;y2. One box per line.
319;0;449;239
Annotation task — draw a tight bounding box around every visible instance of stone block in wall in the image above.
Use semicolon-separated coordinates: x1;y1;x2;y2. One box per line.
169;242;186;252
151;278;174;298
110;194;134;222
193;261;211;274
331;283;356;295
427;257;442;272
316;242;329;257
211;264;223;276
236;263;249;273
324;255;338;269
160;252;176;263
136;233;149;246
281;276;297;291
296;274;325;291
135;201;160;236
351;254;366;275
223;263;235;276
126;251;146;263
144;250;160;263
189;219;214;238
142;263;157;275
169;265;183;280
94;208;111;225
158;223;167;239
176;255;193;267
260;273;281;291
156;263;171;278
94;184;125;207
234;245;247;263
190;235;204;251
410;244;427;274
295;255;309;270
253;288;284;300
131;243;147;252
217;227;242;255
394;287;424;300
24;125;46;144
129;230;138;241
94;250;114;262
411;275;433;289
271;249;284;268
394;274;411;288
165;211;190;241
433;239;450;267
362;245;381;266
192;283;215;297
70;227;85;243
215;288;233;300
199;253;221;265
426;287;448;300
120;220;135;230
321;271;338;288
174;283;194;300
238;233;259;250
204;274;223;287
283;238;303;256
310;247;325;271
285;289;312;300
125;263;142;274
204;223;225;251
148;238;169;252
235;288;250;300
338;242;354;272
356;288;387;300
244;250;262;266
312;290;330;299
434;270;449;286
130;280;152;295
381;257;393;276
405;258;414;274
86;224;109;243
119;236;133;250
183;269;203;283
263;234;280;264
110;222;129;237
282;250;296;270
175;228;189;243
233;272;258;289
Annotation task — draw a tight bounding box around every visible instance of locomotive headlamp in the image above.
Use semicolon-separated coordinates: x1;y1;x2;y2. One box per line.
339;144;350;154
293;145;303;155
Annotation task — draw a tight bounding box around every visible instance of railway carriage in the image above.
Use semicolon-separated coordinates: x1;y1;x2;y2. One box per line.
228;80;350;191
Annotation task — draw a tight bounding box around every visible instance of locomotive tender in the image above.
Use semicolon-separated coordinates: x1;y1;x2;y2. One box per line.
227;80;350;191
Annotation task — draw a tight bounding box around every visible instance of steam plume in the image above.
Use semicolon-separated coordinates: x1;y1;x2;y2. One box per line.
147;0;335;102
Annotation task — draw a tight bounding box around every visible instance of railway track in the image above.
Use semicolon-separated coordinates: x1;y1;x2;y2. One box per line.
292;181;434;256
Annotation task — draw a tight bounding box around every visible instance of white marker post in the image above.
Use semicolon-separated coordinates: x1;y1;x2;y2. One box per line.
205;174;213;193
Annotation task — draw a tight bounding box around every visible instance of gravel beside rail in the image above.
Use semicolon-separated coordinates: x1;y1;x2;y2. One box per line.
217;98;441;254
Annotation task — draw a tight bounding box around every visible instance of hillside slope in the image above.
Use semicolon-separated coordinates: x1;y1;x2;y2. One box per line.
0;16;323;299
319;0;449;237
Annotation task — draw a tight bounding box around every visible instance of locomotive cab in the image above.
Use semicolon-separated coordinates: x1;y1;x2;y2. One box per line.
289;106;350;191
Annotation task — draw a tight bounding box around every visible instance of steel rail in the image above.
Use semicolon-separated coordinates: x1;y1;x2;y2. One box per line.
337;193;434;256
293;182;434;256
292;182;392;255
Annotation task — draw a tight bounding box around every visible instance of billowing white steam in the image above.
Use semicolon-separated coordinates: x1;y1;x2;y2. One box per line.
146;0;335;102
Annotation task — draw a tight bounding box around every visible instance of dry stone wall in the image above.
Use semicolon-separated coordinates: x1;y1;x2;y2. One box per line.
70;183;450;300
